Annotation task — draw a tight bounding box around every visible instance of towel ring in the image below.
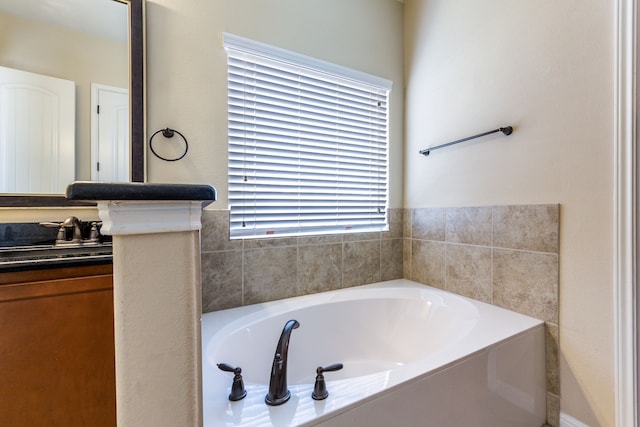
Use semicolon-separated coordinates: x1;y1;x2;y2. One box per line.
149;128;189;162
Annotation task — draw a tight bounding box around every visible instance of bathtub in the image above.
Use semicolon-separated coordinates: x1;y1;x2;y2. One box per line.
201;279;546;426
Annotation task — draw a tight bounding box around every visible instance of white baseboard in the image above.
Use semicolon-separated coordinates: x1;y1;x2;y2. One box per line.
560;412;590;427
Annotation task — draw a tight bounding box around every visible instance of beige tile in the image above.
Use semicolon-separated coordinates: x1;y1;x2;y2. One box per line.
243;246;298;304
445;244;492;303
201;251;243;312
297;234;342;246
411;240;446;288
493;249;558;323
403;238;412;279
546;322;559;396
343;240;381;287
298;243;342;295
343;231;381;242
446;206;492;246
381;238;403;281
382;208;404;239
412;208;446;241
546;392;560;427
243;236;297;249
493;205;559;253
200;209;242;252
403;208;412;238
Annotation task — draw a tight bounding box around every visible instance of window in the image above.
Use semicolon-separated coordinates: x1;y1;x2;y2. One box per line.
223;33;392;239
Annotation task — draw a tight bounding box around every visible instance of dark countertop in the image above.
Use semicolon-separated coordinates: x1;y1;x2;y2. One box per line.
0;182;214;272
0;243;113;273
66;182;216;207
0;254;112;273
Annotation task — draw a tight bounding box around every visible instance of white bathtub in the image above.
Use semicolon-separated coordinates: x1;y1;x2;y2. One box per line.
201;279;546;426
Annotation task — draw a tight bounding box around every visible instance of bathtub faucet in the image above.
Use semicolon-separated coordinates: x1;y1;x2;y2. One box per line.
265;319;300;406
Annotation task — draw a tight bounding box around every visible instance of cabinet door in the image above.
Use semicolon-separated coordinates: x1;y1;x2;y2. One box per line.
0;273;115;427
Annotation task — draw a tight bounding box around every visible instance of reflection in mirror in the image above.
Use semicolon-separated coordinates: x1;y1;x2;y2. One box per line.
0;0;144;199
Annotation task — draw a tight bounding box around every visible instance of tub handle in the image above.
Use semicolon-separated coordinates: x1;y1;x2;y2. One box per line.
318;363;343;373
217;363;247;401
312;363;344;400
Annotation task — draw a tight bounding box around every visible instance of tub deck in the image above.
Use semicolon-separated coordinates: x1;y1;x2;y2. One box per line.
201;279;546;427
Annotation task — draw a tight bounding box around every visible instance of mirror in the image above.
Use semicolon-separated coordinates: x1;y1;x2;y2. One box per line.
0;0;144;204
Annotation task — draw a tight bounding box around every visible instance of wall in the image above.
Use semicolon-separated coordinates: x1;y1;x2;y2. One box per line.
144;0;404;210
0;13;128;182
0;207;100;224
404;1;614;426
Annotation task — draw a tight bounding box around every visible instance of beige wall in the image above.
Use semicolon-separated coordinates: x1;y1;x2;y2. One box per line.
0;207;99;223
404;1;614;426
144;0;405;209
0;12;128;182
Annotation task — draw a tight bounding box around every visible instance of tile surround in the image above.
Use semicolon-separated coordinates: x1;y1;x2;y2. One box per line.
445;244;492;303
410;239;445;287
493;249;559;324
200;208;404;308
405;204;560;427
493;204;559;253
200;204;560;426
445;206;492;246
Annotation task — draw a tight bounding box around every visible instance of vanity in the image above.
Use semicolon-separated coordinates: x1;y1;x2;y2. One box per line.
0;221;115;426
0;264;115;426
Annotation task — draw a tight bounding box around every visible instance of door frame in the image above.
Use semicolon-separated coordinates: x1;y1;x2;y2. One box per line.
90;83;129;181
614;0;637;425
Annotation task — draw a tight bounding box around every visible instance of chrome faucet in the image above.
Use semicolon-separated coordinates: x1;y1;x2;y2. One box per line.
61;216;83;243
40;216;85;245
265;319;300;406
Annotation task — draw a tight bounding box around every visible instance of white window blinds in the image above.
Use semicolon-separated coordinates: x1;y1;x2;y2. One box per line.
223;33;392;239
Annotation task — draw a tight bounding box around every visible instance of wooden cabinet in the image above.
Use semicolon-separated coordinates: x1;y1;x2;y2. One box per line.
0;264;115;427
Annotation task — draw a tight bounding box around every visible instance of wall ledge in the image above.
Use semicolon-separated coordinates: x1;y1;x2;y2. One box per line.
65;182;217;235
97;200;204;235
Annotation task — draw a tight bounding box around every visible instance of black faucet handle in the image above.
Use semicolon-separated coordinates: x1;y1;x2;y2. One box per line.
317;363;343;374
217;362;241;374
312;363;343;400
217;363;247;401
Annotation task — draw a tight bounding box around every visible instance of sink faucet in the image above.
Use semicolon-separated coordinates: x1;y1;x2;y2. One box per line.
265;319;300;406
39;216;88;245
61;216;83;243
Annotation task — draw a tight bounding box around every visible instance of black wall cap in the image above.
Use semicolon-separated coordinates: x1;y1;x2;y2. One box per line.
66;182;217;207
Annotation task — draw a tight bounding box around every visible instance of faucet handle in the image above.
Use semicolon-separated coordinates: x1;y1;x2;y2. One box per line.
86;221;103;243
39;221;61;228
312;363;343;401
217;363;247;401
217;362;241;374
317;363;343;373
39;221;66;244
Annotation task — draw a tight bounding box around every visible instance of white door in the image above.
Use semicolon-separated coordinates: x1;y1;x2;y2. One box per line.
0;66;75;193
91;83;129;182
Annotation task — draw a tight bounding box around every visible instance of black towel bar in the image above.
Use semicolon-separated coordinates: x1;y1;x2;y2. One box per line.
420;126;513;156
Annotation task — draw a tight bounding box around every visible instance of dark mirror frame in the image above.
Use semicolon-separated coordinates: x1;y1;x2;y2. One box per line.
0;0;145;208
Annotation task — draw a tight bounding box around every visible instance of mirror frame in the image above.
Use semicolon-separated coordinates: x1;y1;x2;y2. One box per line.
0;0;145;207
127;0;145;183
